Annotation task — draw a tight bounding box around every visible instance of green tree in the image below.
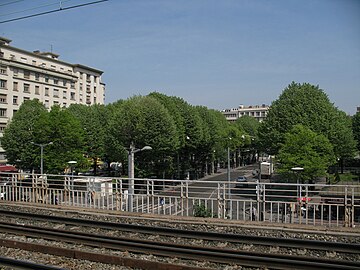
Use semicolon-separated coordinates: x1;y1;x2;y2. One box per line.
36;105;87;173
277;124;335;182
353;112;360;153
235;115;260;138
258;82;356;161
108;95;179;178
67;104;108;175
1;99;48;170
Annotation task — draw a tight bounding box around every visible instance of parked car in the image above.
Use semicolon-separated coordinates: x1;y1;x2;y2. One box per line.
235;176;247;187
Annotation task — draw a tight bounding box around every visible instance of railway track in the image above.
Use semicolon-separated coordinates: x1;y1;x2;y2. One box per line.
0;255;65;270
0;209;358;254
0;221;359;270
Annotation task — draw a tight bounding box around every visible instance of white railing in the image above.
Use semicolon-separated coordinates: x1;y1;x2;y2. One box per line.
0;172;359;227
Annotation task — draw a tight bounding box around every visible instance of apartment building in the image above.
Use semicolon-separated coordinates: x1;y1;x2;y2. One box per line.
221;104;269;122
0;36;105;162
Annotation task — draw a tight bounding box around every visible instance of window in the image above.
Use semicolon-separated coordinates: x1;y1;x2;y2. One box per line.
0;109;7;117
13;68;18;76
86;85;91;93
94;86;96;93
0;79;6;89
13;110;17;116
13;96;18;104
0;65;6;74
45;76;49;83
45;87;49;96
20;57;27;63
0;123;6;132
24;83;30;93
13;82;18;91
80;83;83;90
86;74;91;82
0;51;4;58
0;94;6;103
24;70;30;79
44;100;49;109
63;103;67;107
35;86;40;95
23;97;30;101
53;89;59;98
54;101;59;105
35;73;40;81
63;90;67;99
70;82;75;89
50;65;56;70
62;80;67;86
32;60;36;65
70;92;75;100
54;78;59;85
93;97;96;103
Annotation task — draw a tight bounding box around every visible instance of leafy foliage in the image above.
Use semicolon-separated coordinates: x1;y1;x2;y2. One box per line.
258;82;356;160
352;112;360;152
1;100;48;170
193;203;213;218
277;124;335;182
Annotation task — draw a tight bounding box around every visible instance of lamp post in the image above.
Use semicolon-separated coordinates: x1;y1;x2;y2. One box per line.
68;160;77;190
128;142;152;212
291;167;304;199
227;137;232;199
31;142;53;175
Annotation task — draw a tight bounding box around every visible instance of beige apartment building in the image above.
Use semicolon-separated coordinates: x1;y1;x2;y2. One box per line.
0;36;105;162
221;104;269;122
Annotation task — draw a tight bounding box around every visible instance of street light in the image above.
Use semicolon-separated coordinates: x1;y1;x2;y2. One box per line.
291;167;304;199
227;137;232;199
68;160;77;191
128;142;152;212
31;141;53;175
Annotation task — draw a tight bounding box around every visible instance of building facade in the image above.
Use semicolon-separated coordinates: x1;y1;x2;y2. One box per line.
0;37;105;162
221;104;269;122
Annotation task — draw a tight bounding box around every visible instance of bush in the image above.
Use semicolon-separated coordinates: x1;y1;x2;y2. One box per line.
193;203;212;218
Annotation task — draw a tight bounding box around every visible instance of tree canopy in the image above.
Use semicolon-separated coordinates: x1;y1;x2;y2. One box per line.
277;124;335;182
258;82;356;161
352;112;360;153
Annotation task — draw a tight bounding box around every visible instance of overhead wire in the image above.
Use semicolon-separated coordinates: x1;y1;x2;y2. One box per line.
0;0;71;18
0;0;108;24
0;0;24;7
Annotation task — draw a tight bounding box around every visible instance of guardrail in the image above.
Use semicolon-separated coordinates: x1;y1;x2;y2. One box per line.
0;172;359;227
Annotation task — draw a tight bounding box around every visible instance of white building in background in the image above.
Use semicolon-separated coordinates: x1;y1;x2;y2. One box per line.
0;37;106;163
221;104;269;122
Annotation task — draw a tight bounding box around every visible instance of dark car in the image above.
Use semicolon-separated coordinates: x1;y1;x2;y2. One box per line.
235;176;247;187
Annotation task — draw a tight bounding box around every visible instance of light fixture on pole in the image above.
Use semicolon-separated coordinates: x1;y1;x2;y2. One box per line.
291;167;304;199
227;137;232;199
128;143;152;212
68;160;77;191
31;141;53;175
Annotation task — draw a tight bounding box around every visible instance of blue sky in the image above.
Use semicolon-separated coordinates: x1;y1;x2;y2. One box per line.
1;0;359;114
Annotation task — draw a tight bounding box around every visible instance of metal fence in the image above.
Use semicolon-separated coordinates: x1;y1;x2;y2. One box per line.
0;172;359;227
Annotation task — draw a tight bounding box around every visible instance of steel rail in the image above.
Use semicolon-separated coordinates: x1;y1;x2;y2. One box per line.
0;222;359;270
0;209;358;254
0;239;210;270
0;255;65;270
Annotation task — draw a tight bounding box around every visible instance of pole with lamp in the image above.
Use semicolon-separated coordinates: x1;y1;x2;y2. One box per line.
68;160;77;191
128;142;152;212
291;167;304;199
227;137;232;200
291;167;304;221
31;142;53;175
